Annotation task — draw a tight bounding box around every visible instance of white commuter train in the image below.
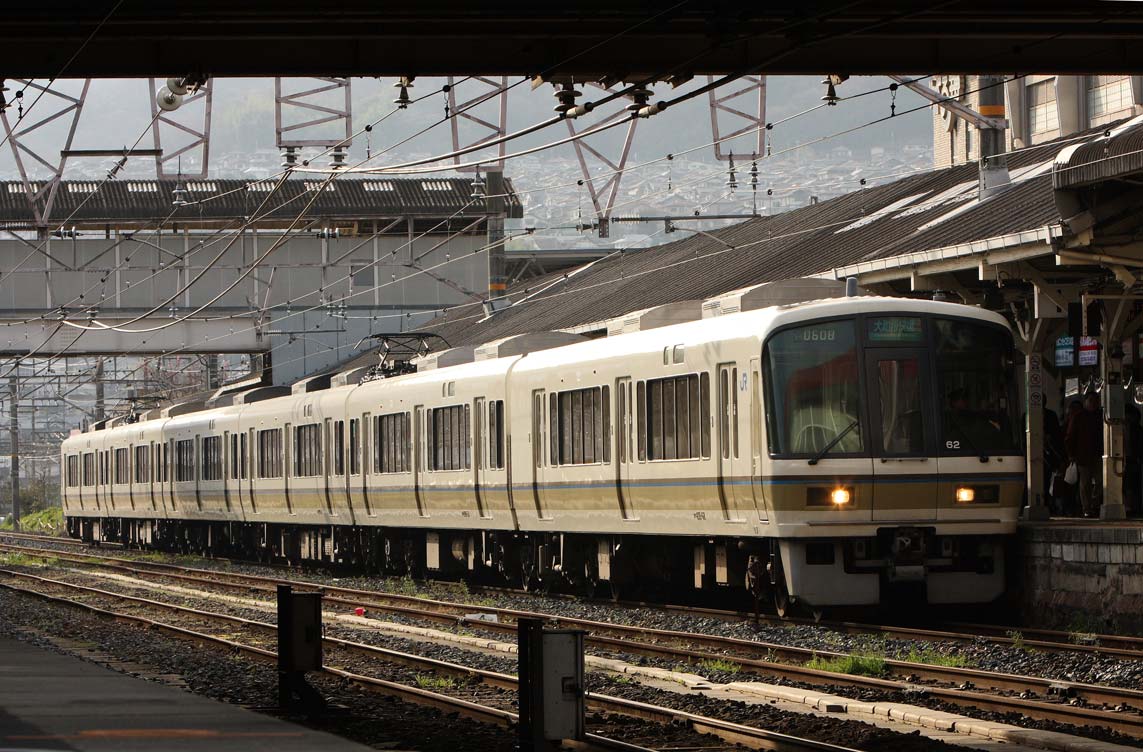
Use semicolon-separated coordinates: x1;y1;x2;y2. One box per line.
61;295;1024;611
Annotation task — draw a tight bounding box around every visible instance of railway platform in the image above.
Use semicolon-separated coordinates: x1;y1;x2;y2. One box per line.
0;636;370;752
1018;518;1143;634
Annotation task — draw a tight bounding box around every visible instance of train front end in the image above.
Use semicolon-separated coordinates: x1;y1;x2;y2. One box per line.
761;306;1023;610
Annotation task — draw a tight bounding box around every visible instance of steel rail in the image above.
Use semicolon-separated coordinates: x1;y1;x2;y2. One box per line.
6;542;1143;720
0;567;858;752
4;541;1143;738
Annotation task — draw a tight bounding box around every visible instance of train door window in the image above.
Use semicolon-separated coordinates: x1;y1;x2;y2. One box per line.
83;453;94;486
349;419;360;474
239;432;248;479
488;400;505;469
175;439;195;482
114;447;129;484
700;373;711;458
549;393;558;467
333;420;345;476
636;382;646;461
732;367;740;458
230;434;240;480
257;429;283;478
618;385;627;463
601;386;610;463
871;357;925;455
134;445;150;484
293;423;321;477
532;392;543;469
719;370;730;459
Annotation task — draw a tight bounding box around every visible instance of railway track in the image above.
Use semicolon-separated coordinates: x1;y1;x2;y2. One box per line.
6;532;1137;660
3;539;1143;741
0;566;861;752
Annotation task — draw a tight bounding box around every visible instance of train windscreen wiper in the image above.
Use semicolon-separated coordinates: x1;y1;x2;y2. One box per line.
807;419;860;466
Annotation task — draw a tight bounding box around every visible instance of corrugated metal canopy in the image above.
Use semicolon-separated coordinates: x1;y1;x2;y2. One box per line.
0;176;522;226
417;120;1132;349
1053;115;1143;189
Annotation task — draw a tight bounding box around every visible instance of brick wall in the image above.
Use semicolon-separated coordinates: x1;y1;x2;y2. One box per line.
1019;524;1143;633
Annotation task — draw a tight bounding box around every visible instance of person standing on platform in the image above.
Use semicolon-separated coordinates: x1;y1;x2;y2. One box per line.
1066;392;1104;518
1124;400;1142;517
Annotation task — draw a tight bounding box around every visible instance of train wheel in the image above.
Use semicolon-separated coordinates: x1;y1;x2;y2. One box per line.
773;582;792;619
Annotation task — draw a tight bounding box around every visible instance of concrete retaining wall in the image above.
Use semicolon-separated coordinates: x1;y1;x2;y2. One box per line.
1019;523;1143;634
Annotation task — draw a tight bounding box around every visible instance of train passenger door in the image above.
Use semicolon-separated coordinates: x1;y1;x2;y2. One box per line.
615;377;635;520
413;406;426;517
531;390;547;520
749;358;768;521
223;431;232;512
716;363;746;521
473;397;487;519
865;348;937;521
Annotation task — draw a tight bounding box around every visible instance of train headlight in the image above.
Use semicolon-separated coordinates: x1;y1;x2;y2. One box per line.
955;487;975;503
830;487;851;506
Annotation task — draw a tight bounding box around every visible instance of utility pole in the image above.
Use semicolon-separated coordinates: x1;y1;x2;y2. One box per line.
94;358;105;422
977;74;1010;197
9;375;19;532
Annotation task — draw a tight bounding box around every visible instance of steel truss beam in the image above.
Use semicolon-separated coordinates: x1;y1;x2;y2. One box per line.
275;77;353;150
149;78;213;179
567;84;639;238
448;75;508;172
0;79;90;232
708;75;765;161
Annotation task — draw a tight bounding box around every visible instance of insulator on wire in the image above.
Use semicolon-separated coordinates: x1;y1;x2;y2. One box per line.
750;155;759;191
553;83;582;114
726;152;737;191
821;78;839;106
394;77;413;109
626;86;652;113
470;169;486;200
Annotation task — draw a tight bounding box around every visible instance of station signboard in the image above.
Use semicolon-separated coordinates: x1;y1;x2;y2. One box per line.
1055;336;1073;367
1079;336;1099;366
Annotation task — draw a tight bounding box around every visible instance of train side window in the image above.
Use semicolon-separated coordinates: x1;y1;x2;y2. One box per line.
550;386;608;466
257;429;283;478
644;374;706;461
374;413;410;473
66;455;79;487
349;419;360;475
293;424;321;477
202;436;223;481
83;452;94;486
114;447;129;484
175;439;195;482
428;405;469;471
134;445;150;484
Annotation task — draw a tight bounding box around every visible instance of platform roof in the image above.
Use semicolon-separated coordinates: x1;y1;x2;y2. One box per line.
0;177;521;229
417;119;1138;348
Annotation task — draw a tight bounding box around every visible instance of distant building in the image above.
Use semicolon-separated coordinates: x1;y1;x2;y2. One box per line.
931;74;1143;168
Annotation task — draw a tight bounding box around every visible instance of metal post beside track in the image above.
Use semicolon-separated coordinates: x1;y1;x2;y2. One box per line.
517;616;585;751
276;584;326;714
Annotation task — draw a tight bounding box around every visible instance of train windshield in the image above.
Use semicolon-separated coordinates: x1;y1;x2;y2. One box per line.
764;320;864;456
934;318;1020;456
